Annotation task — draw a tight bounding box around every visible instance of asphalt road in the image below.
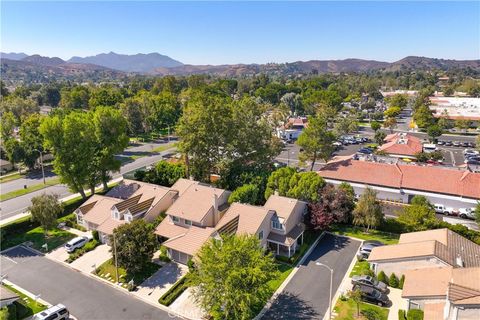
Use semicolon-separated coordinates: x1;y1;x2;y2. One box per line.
263;233;361;320
0;141;177;221
1;246;177;320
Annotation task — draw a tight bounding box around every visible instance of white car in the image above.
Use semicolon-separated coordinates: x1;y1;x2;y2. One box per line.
458;208;476;220
33;304;69;320
65;236;88;253
434;204;456;216
463;149;479;156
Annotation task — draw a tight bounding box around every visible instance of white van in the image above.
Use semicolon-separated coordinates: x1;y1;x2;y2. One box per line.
423;143;437;153
33;304;69;320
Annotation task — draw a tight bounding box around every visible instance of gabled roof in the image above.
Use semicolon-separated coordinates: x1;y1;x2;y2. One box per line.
170;178;198;196
166;183;227;223
97;218;126;235
81;195;122;226
126;197;155;216
448;267;480;305
402;267;452;298
77;201;98;215
155;218;189;239
378;133;423;156
216;203;273;236
162;226;216;256
369;229;480;268
264;195;306;222
319;159;480;199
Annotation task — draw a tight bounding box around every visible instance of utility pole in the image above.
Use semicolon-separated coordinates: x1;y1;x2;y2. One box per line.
39;150;45;185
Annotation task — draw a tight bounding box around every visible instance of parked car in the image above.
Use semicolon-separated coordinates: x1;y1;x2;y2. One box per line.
453;141;461;147
463;149;479;156
33;304;69;320
351;275;388;293
444;141;453;146
466;159;480;165
357;240;384;259
468;142;476;148
458;208;476;220
437;141;445;146
353;285;390;306
65;236;88;253
357;148;373;155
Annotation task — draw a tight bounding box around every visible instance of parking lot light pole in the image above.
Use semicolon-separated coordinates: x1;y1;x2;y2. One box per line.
316;261;333;320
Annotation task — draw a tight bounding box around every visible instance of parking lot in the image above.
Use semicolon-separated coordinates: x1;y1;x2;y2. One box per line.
1;246;175;320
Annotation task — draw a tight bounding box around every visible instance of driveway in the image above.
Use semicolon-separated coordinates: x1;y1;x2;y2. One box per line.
133;262;188;305
263;233;361;319
1;246;178;320
70;244;111;273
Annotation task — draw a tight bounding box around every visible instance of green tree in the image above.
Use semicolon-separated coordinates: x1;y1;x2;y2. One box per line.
384;106;402;118
19;114;44;170
120;96;147;135
41;112;97;199
287;172;325;203
264;167;296;200
474;203;480;226
413;105;434;128
110;219;156;274
389;273;399;288
0;96;39;123
29;193;62;240
426;124;443;142
189;235;277;320
338;182;355;201
352;188;383;231
386;94;408;109
297;114;336;171
398;202;436;231
348;288;363;317
374;131;387;145
4;138;25;169
60;86;90;109
383;117;397;133
136;161;186;187
333;115;359;136
370;121;381;132
228;184;259;205
0;111;16;142
454;118;470;132
93;107;129;190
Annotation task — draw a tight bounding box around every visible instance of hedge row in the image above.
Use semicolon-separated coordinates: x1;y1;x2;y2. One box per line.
158;276;189;306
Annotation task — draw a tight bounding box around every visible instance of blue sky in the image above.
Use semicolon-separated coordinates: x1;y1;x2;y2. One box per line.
2;1;479;64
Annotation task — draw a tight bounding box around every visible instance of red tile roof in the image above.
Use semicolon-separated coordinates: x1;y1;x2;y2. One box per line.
378;133;423;156
319;159;480;199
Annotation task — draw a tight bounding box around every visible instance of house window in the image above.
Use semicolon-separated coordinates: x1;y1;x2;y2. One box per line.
272;221;283;231
258;230;264;240
172;216;179;223
185;219;192;226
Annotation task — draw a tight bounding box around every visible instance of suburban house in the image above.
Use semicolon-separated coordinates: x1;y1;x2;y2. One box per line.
155;179;230;264
402;266;480;320
0;286;19;308
216;195;308;257
276;117;308;140
75;179;178;243
156;182;308;264
377;133;423;159
318;158;480;210
368;229;480;276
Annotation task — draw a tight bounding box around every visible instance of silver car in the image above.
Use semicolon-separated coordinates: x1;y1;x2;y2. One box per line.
351;275;388;293
357;240;384;259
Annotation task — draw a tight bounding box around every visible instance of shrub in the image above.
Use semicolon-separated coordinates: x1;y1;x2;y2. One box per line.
158;246;171;263
398;309;407;320
377;271;387;284
389;273;399;288
361;309;382;320
158;276;189;306
92;230;99;242
407;309;424;320
399;274;405;289
339;294;347;301
187;258;195;272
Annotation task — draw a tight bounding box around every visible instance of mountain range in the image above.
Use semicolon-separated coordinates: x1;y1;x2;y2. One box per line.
1;51;480;83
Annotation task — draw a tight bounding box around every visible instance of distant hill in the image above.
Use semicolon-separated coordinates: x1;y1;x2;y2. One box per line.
22;54;65;67
68;52;183;73
0;52;28;60
1;58;126;84
388;56;480;71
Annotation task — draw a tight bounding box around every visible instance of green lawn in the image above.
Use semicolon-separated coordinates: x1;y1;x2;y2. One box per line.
2;284;47;319
127;143;178;161
0;177;61;202
0;172;25;183
349;260;373;277
331;225;400;245
267;262;295;294
95;259;161;286
334;298;389;320
1;226;75;252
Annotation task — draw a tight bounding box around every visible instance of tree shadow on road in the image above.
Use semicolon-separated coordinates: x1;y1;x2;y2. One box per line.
262;292;319;320
300;233;354;267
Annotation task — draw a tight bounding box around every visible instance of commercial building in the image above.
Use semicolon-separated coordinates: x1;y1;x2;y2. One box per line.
377;133;423;159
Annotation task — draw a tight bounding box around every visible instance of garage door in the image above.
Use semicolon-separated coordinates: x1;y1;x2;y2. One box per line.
169;249;190;265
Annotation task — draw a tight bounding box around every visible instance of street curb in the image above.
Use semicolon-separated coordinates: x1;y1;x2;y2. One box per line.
2;279;52;307
254;231;326;320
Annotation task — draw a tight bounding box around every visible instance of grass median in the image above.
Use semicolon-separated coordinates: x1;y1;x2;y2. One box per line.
0;172;25;183
0;177;61;202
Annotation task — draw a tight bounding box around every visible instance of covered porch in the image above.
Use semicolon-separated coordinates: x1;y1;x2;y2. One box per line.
267;223;305;258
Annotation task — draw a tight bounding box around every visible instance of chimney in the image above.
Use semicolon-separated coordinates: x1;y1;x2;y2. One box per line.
213;193;219;213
